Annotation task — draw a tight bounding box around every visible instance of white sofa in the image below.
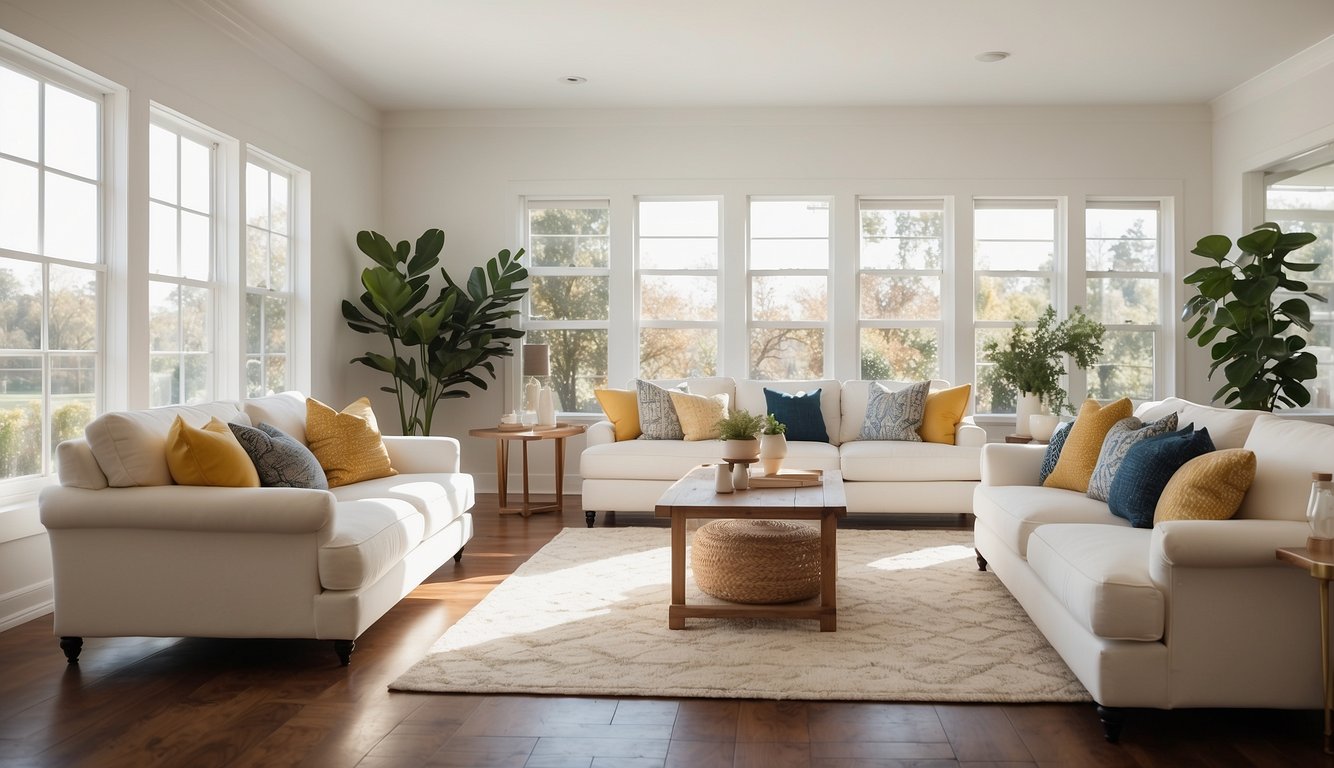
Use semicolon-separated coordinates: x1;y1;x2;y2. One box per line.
581;377;985;525
38;391;475;666
973;397;1331;740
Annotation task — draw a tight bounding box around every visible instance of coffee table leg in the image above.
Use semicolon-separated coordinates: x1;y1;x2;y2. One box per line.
820;511;837;632
670;514;686;630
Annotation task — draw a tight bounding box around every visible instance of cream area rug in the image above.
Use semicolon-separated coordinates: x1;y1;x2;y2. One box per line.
391;528;1090;702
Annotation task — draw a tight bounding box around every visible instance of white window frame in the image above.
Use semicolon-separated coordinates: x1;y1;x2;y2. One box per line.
747;195;834;380
634;196;723;378
242;149;303;397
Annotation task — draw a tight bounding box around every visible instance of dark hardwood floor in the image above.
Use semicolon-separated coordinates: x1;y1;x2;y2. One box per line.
1;496;1330;767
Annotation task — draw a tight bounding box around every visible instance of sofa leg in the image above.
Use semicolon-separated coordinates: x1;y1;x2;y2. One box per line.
585;510;596;528
60;636;83;664
333;639;355;666
975;548;988;572
1096;705;1125;743
453;546;464;564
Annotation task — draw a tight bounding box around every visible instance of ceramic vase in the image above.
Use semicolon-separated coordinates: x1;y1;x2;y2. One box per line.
536;386;556;427
1014;392;1044;438
1029;413;1060;442
759;433;787;475
722;438;760;461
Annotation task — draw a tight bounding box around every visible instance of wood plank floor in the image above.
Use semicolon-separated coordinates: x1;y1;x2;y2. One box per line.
2;495;1331;767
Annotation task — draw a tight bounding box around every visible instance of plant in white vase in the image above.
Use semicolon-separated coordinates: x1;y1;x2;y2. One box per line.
759;414;788;475
981;305;1105;434
716;409;765;461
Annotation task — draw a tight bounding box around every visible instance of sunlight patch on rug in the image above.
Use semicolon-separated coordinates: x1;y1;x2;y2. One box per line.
391;527;1090;703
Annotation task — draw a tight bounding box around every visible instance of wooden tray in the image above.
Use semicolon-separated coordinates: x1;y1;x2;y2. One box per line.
748;469;823;488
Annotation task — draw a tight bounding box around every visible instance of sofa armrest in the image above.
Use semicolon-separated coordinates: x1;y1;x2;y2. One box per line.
1151;519;1310;570
956;420;986;448
382;435;461;474
39;485;334;536
980;442;1046;486
586;420;615;447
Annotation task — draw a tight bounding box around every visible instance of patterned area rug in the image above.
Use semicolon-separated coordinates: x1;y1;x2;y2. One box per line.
391;527;1090;702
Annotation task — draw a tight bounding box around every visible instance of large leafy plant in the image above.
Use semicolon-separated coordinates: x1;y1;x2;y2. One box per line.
342;228;528;435
981;305;1105;417
1182;222;1326;410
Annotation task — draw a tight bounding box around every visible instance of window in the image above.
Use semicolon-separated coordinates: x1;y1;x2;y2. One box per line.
1085;202;1163;401
523;200;610;413
973;199;1058;413
0;59;102;479
244;157;293;397
858;199;945;379
636;198;721;379
1266;170;1334;406
748;198;830;379
148;116;217;406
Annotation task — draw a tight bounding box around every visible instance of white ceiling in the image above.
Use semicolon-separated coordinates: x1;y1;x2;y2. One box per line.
225;0;1334;111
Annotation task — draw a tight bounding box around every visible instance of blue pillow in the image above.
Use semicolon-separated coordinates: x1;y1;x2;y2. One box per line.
1038;421;1072;485
764;388;828;443
1107;425;1215;529
228;422;329;490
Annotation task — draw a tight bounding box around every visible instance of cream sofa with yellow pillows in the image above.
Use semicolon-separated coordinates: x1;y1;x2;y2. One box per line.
580;377;984;525
973;396;1334;740
38;391;474;666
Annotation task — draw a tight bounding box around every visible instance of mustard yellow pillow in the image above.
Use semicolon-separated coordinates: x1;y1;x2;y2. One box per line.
918;384;971;445
1042;397;1133;492
306;397;396;488
1154;449;1256;524
668;391;730;441
165;416;260;487
594;388;641;441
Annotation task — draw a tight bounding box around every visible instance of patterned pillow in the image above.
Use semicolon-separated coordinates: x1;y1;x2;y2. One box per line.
1154;449;1257;524
764;388;828;442
636;380;688;440
229;422;329;489
1086;412;1179;502
858;381;930;441
1108;425;1213;528
1038;421;1073;485
668;391;729;441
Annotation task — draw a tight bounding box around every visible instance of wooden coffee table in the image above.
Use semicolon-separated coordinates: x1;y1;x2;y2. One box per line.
654;465;847;631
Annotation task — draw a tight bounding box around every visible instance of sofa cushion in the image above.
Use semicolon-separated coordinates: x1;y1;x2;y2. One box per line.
242;390;308;446
319;497;424;591
766;387;829;442
973;485;1128;558
669;391;728;441
1238;414;1334;521
594;388;641;441
1155;449;1256;524
738;379;841;445
1086;412;1178;502
306;397;396;488
84;401;248;487
840;440;981;482
839;379;949;444
228;422;329;490
1026;524;1164;641
636;380;687;440
581;439;840;481
166;416;261;487
920;384;972;445
1135;397;1262;450
858;381;928;441
1108;425;1215;529
1043;397;1133;493
330;473;470;538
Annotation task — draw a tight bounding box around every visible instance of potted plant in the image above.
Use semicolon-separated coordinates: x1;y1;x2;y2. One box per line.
716;409;766;460
1182;222;1327;410
981;305;1105;433
342;228;529;435
759;414;787;475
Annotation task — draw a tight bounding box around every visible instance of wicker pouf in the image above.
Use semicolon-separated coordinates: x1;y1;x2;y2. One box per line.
690;519;821;604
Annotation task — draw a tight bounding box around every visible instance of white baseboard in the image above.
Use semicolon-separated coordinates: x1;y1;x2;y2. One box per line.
0;579;53;632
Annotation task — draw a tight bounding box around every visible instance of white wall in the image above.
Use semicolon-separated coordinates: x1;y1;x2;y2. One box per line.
0;0;381;629
380;105;1214;492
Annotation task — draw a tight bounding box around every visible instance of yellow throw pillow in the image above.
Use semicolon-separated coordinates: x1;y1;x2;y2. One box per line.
594;388;641;441
1042;397;1133;493
165;416;260;487
918;383;972;445
306;397;396;488
668;391;730;441
1154;449;1256;524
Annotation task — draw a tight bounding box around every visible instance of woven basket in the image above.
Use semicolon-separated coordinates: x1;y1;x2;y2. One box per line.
690;519;821;604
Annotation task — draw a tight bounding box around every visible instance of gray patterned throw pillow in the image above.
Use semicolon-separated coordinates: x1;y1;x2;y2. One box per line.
858;381;930;441
1086;412;1178;502
636;380;689;440
228;422;329;489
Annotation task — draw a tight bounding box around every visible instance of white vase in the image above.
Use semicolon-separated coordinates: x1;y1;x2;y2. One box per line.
722;438;760;461
536;386;556;427
1014;392;1045;438
1029;413;1060;442
759;433;787;475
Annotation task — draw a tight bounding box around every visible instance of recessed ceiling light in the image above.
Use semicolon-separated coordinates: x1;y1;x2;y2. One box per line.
560;75;587;84
975;51;1010;63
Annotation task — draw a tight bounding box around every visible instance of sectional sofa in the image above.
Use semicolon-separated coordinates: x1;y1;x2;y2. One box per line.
580;377;984;524
38;391;474;665
973;397;1333;739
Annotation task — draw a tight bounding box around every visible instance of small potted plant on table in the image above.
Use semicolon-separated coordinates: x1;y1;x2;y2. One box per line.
716;409;766;461
759;414;787;475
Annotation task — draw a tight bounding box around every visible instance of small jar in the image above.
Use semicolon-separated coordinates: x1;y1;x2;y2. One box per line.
732;461;749;490
1308;472;1334;550
714;463;733;494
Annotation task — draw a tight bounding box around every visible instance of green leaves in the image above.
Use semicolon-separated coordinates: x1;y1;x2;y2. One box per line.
979;305;1105;417
1181;223;1326;411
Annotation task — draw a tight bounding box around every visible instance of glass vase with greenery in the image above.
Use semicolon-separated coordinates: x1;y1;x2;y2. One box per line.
981;305;1106;417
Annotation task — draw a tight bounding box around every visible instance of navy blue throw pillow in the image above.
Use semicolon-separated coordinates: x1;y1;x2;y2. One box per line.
1038;420;1073;485
1107;425;1214;529
764;388;828;443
